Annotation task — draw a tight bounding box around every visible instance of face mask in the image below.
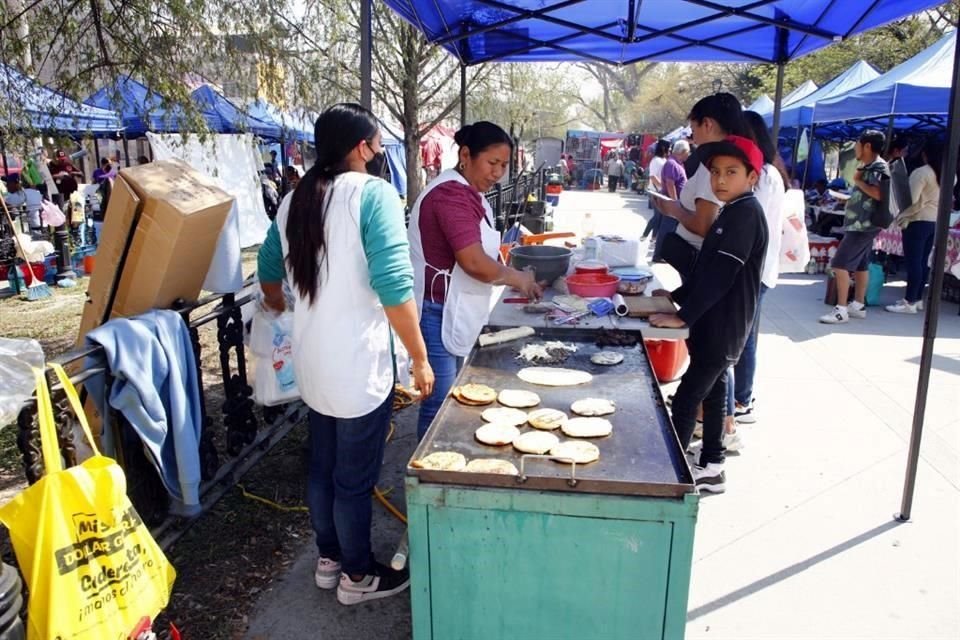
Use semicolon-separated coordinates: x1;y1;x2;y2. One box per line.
366;151;387;178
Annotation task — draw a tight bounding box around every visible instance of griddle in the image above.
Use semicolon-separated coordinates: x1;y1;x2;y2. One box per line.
407;327;695;498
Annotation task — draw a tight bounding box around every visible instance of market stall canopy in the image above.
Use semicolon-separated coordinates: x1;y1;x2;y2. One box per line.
190;85;283;140
245;100;315;143
746;94;774;114
781;79;819;105
764;59;879;131
1;64;122;135
663;125;692;143
86;76;193;136
813;30;957;135
380;0;944;65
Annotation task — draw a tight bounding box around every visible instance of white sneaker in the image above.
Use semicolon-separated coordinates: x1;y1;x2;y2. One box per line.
734;401;756;424
886;299;918;314
693;463;726;494
917;299;924;311
848;301;867;319
688;431;743;455
336;562;410;605
819;305;849;324
315;556;342;589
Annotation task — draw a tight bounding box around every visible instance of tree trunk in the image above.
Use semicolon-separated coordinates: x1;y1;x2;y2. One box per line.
405;129;423;204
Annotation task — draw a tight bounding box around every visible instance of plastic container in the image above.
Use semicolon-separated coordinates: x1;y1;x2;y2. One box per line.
566;273;620;298
581;212;594;237
574;260;609;275
612;266;653;295
644;339;689;383
83;254;95;275
508;245;573;284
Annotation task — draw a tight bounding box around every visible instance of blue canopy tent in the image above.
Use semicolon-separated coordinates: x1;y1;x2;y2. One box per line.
1;63;121;135
375;0;958;519
746;94;774;114
764;59;879;132
780;79;819;106
190;85;283;140
380;127;408;198
246;100;315;143
85;75;196;136
814;30;957;137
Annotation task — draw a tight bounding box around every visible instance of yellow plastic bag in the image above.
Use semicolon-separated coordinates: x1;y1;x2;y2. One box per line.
0;364;176;640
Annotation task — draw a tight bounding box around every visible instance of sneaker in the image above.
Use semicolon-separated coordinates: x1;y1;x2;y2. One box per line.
693;419;703;439
917;299;924;311
734;401;756;424
336;562;410;606
886;299;918;314
693;463;726;494
819;305;849;324
848;301;867;319
723;430;744;453
315;556;342;590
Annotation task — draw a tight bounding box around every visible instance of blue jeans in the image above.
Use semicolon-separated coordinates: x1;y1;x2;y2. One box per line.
306;389;394;575
417;301;462;439
903;221;936;303
734;284;768;406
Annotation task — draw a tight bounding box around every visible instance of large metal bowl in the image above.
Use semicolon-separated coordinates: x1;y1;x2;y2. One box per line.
508;245;573;284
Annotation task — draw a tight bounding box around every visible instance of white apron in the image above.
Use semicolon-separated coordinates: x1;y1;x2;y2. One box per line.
408;169;502;357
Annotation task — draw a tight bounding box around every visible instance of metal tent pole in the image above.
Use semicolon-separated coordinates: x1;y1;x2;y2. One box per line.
93;138;100;165
122;134;130;167
460;64;468;126
771;62;785;144
895;29;960;522
883;113;895;156
360;0;372;109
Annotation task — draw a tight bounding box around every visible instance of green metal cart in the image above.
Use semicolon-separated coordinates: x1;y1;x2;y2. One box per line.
406;328;698;640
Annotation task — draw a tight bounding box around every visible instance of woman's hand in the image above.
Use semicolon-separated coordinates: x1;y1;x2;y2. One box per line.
411;358;435;398
651;289;673;301
510;268;544;301
649;313;686;328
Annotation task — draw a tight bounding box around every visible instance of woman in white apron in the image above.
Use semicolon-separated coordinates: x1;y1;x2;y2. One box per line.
257;103;434;606
408;122;543;437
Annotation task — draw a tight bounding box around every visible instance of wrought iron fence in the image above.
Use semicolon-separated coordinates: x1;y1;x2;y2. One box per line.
12;283;307;550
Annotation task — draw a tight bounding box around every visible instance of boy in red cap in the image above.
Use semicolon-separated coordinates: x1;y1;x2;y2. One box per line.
650;135;769;493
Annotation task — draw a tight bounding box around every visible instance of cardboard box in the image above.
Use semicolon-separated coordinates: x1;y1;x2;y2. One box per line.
78;160;234;342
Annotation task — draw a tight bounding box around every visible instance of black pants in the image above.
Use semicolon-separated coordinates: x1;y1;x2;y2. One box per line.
643;211;661;238
607;175;619;192
671;349;729;466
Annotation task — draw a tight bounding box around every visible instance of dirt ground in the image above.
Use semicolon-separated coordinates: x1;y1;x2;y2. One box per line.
0;247;325;639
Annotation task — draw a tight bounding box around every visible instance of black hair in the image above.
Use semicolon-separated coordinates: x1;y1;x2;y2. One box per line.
858;130;886;156
454;121;512;158
137;155;149;164
688;92;750;138
890;137;908;152
286;102;379;305
743;110;789;186
99;157;109;166
922;139;944;186
654;139;671;158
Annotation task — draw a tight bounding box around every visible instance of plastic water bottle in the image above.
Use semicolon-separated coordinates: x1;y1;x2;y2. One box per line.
581;212;595;237
271;322;296;392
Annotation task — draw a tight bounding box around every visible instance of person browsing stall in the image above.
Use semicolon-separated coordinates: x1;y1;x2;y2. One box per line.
819;130;889;325
257;103;434;606
649;136;769;494
408;121;543;438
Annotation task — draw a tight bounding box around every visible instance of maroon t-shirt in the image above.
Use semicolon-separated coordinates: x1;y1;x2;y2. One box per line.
418;181;486;304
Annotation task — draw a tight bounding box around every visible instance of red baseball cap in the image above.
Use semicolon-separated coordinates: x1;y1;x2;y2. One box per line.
701;135;764;176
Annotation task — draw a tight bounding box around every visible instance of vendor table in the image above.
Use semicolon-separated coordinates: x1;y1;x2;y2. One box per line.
488;287;689;340
874;226;960;274
406;327;697;640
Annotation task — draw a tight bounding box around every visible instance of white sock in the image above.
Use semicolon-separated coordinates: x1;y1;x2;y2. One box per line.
836;304;848;311
849;300;864;310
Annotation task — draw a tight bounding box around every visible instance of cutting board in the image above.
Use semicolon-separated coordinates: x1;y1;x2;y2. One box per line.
625;296;677;318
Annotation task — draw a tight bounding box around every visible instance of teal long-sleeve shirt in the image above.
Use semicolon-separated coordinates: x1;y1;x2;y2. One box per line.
257;178;413;307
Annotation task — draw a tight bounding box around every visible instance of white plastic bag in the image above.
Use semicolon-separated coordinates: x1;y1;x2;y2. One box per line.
779;189;811;274
251;310;300;406
0;338;45;427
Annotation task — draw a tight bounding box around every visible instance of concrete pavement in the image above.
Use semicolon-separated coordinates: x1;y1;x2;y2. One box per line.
245;189;960;639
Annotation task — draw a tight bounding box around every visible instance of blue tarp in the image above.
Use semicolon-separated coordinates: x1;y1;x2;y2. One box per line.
246;100;315;143
1;63;121;135
813;30;956;134
190;85;283;140
764;60;879;130
381;1;943;65
86;76;194;136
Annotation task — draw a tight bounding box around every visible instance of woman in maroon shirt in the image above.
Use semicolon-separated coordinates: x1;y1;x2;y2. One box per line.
408;122;542;437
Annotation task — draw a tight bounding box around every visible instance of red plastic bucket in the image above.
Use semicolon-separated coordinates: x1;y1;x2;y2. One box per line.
644;339;689;383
